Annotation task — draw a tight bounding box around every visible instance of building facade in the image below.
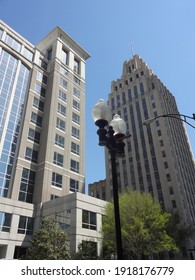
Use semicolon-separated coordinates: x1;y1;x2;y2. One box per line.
105;55;195;257
0;21;106;259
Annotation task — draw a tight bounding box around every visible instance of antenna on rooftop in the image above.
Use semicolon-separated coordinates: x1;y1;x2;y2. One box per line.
130;41;135;57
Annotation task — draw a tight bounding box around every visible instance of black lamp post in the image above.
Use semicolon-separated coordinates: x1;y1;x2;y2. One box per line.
143;113;195;129
92;99;128;260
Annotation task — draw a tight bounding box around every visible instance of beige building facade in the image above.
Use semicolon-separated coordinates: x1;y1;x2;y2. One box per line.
0;21;107;259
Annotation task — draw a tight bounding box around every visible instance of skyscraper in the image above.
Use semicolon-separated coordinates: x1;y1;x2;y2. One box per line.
105;55;195;257
0;21;106;259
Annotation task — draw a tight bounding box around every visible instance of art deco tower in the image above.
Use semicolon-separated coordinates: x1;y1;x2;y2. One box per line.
105;55;195;255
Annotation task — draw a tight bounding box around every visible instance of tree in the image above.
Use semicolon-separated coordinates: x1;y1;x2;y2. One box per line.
26;217;70;260
74;240;100;260
102;191;179;259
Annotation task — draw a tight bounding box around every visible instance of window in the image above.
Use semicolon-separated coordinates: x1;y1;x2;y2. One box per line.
25;147;38;163
122;92;126;104
33;97;44;111
58;103;66;116
18;168;36;203
166;174;171;182
53;152;64;167
60;78;68;90
0;211;12;232
23;48;33;61
157;130;162;137
60;66;68;76
128;89;132;102
159;140;164;147
34;83;46;97
73;87;80;99
164;162;168;169
74;58;80;74
37;71;47;84
18;216;34;235
59;90;66;102
61;49;68;65
5;34;21;52
28;128;40;144
70;179;79;192
71;142;79;155
70;159;79;173
169;186;174;195
31;112;42;127
82;210;97;230
52;172;62;188
162;151;166;158
74;76;80;85
72;127;80;139
55;134;65;148
171;200;177;209
156;120;160;127
72;112;80;125
73;100;80;111
47;48;52;60
56;117;65;131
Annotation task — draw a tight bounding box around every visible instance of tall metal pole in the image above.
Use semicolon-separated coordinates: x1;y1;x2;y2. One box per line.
109;148;123;260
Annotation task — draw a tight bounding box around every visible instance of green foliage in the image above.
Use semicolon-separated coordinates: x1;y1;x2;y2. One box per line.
74;240;100;260
26;217;70;260
102;191;179;259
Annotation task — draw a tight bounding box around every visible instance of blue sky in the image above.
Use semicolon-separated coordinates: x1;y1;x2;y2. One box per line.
1;0;195;191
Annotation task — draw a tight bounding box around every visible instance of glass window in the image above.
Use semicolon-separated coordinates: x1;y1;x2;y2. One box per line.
73;87;80;99
23;48;33;61
56;117;65;131
134;85;138;98
31;112;42;127
5;34;21;52
73;100;80;111
53;151;64;167
28;128;40;144
60;78;68;90
74;58;80;74
25;147;38;163
140;82;145;95
72;112;80;125
58;103;66;116
72;127;80;139
34;83;46;97
73;76;80;85
171;200;177;209
82;210;97;230
18;216;34;235
0;211;12;232
18;168;36;203
70;179;79;192
70;159;79;173
55;134;65;148
60;66;68;76
71;142;79;155
128;89;132;102
52;172;62;188
47;48;52;60
166;174;171;182
59;90;66;102
61;49;68;65
33;97;44;111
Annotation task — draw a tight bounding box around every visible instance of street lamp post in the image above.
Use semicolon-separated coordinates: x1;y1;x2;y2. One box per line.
92;99;129;260
143;113;195;129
